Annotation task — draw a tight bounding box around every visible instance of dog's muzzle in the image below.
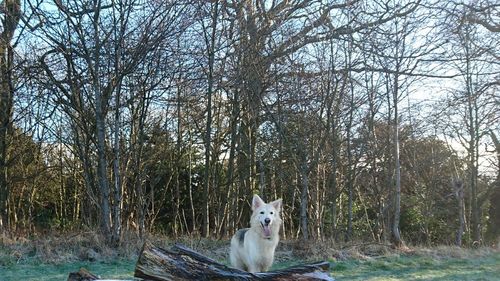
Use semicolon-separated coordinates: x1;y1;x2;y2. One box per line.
261;218;272;237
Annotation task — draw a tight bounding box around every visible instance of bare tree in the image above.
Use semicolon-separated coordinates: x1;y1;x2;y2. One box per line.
200;0;220;238
439;13;498;244
0;0;20;232
351;1;447;245
227;0;422;240
33;0;190;244
463;0;500;33
7;0;498;246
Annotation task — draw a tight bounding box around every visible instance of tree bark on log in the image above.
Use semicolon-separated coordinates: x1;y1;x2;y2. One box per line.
134;242;334;280
68;242;334;280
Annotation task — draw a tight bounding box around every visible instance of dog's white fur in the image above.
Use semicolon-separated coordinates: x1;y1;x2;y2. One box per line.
229;194;283;273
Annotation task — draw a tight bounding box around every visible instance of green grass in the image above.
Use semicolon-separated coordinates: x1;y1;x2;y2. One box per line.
332;252;500;281
1;251;498;281
0;259;136;281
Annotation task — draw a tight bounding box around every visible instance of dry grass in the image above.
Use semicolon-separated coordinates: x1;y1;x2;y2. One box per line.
0;231;139;265
283;239;396;262
0;231;232;265
279;239;499;263
1;231;498;266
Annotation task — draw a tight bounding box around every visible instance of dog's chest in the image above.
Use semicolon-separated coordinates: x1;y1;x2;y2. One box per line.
249;236;278;257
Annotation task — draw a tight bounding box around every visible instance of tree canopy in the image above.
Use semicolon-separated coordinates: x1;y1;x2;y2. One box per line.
0;0;498;247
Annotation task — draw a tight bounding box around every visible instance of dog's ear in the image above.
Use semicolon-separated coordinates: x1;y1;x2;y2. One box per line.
271;199;282;212
252;194;265;210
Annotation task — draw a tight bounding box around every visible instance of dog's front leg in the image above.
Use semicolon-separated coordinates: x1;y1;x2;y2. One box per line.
247;263;260;273
260;264;270;272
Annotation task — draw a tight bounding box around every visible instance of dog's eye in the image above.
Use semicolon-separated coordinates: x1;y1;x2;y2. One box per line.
270;212;274;215
260;211;265;214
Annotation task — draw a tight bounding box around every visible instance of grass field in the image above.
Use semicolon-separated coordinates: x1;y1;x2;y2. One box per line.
332;252;500;280
1;250;499;281
0;259;136;281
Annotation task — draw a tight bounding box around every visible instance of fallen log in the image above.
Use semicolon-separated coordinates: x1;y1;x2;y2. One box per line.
134;242;334;280
67;267;134;281
68;242;334;280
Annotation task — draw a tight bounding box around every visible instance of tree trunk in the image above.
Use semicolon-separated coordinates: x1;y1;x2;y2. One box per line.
454;178;465;246
468;106;481;244
134;242;334;281
0;0;20;232
392;68;403;247
392;107;403;246
92;2;112;242
110;3;127;247
487;131;500;244
300;161;309;241
236;1;266;200
228;90;240;234
346;81;354;242
111;81;122;246
174;84;183;237
462;25;482;244
95;89;112;241
188;126;196;234
201;0;219;238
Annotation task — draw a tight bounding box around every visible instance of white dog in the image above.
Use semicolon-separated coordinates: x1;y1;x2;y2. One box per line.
229;194;283;273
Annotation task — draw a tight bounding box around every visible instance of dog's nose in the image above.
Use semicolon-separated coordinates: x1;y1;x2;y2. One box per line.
264;218;271;225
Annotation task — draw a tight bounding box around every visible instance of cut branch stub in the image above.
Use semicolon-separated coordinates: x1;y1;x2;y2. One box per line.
67;268;99;281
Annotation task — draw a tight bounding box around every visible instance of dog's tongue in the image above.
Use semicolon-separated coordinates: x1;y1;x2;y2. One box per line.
263;225;271;237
